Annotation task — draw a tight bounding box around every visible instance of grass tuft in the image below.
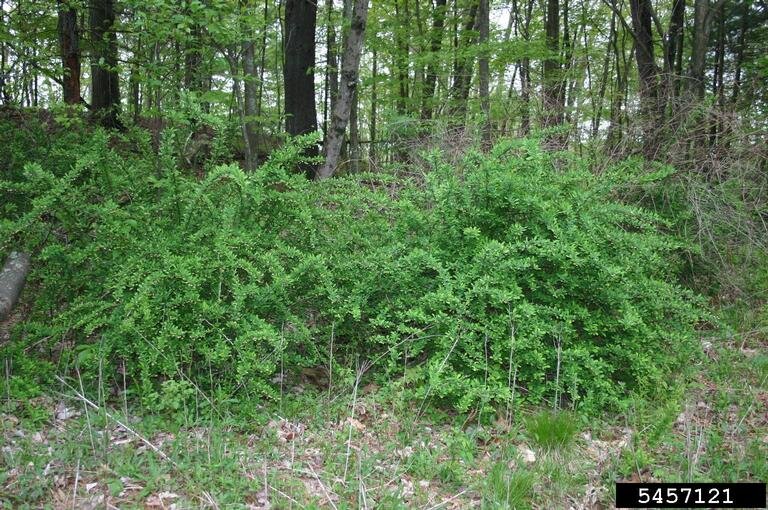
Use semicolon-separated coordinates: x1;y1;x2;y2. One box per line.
525;410;580;450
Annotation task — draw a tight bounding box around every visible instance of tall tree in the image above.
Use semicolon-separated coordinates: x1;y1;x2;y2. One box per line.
243;39;260;170
184;25;203;92
57;0;81;105
89;0;121;128
393;0;410;115
542;0;561;128
478;0;490;147
318;0;369;179
370;47;378;163
518;0;534;135
324;0;339;135
283;0;319;176
448;0;479;120
629;0;658;156
421;0;448;120
0;0;5;104
688;0;710;99
242;1;262;170
184;19;211;112
730;0;748;105
664;0;685;101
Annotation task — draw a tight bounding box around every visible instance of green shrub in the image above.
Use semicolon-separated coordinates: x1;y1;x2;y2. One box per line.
1;131;702;414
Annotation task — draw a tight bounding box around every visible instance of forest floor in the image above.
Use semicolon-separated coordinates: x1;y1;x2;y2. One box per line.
1;304;767;509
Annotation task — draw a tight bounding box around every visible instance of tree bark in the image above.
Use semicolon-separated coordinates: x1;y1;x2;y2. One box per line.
448;0;479;120
317;0;369;179
730;2;747;105
324;0;339;137
257;0;269;119
370;47;378;163
226;49;254;173
629;0;659;156
394;0;410;115
519;0;533;135
542;0;561;128
421;0;448;120
606;13;627;151
664;0;684;84
349;87;360;172
0;0;5;105
89;0;121;129
0;252;30;321
57;0;81;105
478;0;490;148
243;39;260;170
283;0;319;177
129;33;141;120
711;2;725;144
184;23;203;92
412;0;425;113
592;11;615;138
688;0;709;99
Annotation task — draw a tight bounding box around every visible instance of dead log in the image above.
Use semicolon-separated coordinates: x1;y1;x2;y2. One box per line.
0;252;31;320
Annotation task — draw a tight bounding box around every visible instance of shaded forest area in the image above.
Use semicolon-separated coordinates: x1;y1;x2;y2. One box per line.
0;0;767;507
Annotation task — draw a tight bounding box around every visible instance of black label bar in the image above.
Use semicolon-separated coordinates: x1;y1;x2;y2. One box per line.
615;482;766;508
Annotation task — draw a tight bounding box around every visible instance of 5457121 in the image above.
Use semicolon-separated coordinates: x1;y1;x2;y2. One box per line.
615;482;766;508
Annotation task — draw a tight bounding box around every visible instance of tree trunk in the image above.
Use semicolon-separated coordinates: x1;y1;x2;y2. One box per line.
412;0;425;114
542;0;561;128
731;2;747;105
448;1;479;120
711;2;725;144
0;0;5;105
519;0;533;135
394;0;409;116
688;0;709;99
606;14;627;151
227;50;253;172
629;0;659;156
560;0;571;117
664;0;684;102
243;39;260;170
478;0;490;148
184;24;202;91
0;252;30;321
370;47;378;164
592;11;615;138
421;0;448;120
129;34;141;120
89;0;121;129
57;0;81;105
349;87;360;172
283;0;319;177
257;0;269;118
324;0;339;137
498;1;515;136
317;0;369;179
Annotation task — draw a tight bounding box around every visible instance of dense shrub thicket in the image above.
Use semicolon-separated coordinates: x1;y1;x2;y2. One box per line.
1;125;703;415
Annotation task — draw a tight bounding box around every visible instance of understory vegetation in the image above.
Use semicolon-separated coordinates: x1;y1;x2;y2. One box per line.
2;118;704;416
1;111;766;508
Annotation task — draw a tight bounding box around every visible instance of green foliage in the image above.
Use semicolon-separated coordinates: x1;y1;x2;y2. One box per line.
2;130;702;414
524;410;579;450
482;462;534;509
0;343;53;427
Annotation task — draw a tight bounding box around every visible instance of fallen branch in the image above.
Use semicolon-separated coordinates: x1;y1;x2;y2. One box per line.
0;251;30;320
